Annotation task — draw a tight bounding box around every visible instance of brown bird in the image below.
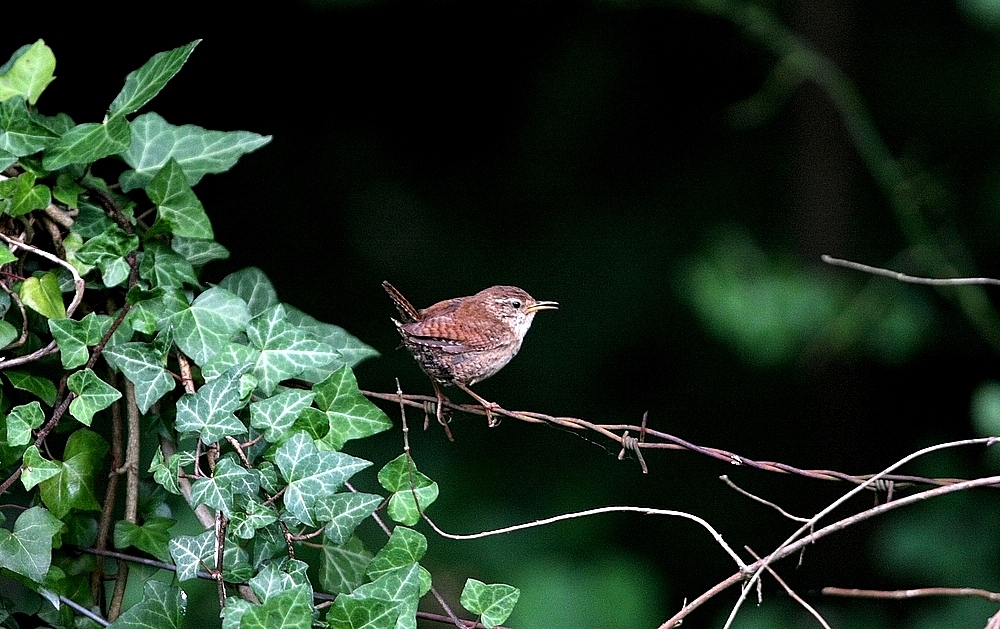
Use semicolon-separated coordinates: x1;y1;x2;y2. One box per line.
383;281;558;438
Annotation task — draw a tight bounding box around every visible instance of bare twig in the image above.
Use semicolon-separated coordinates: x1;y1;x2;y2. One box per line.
746;546;832;629
720;475;810;523
0;232;85;317
822;586;1000;602
822;255;1000;287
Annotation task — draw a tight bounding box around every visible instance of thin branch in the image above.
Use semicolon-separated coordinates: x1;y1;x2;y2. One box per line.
59;595;109;628
746;546;831;629
822;586;1000;602
720;475;810;523
658;439;1000;628
0;231;85;317
822;255;1000;287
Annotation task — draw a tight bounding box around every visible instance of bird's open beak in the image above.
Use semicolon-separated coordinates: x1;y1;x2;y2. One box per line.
526;301;559;313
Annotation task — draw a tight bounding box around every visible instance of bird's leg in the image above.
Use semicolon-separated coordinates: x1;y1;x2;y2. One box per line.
455;383;502;427
429;380;455;441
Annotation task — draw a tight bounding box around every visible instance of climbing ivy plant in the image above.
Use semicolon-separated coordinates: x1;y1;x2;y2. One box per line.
0;40;519;629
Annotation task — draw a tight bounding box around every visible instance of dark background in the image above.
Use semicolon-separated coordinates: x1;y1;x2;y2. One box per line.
22;1;1000;627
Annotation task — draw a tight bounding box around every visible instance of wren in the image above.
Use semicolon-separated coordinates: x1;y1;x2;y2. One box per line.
382;281;557;437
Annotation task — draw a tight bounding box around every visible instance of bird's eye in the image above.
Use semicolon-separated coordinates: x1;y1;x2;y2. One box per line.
511;299;522;309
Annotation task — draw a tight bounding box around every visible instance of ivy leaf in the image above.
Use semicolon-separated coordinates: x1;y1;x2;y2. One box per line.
21;445;60;489
0;320;17;348
0;506;62;583
286;306;379;370
231;497;278;540
0;40;55;105
333;564;421;629
320;536;371;596
114;517;175;562
20;271;66;320
7;401;44;447
239;584;312;629
4;371;56;406
149;447;193;496
106;580;186;629
190;456;258;515
460;580;519;629
274;432;371;526
314;493;383;545
314;365;392;451
145;158;213;239
67;368;122;426
109;41;199;118
38;428;108;518
366;528;427;582
248;304;339;396
43;115;131;171
201;342;260;381
104;342;175;414
49;312;114;369
171;235;230;267
119;112;271;192
175;369;247;444
8;404;38;452
162;286;250;366
249;388;315;444
0;97;59;157
248;560;311;604
5;171;51;217
326;598;398;629
167;530;213;581
139;241;200;290
377;455;439;526
0;242;16;264
74;224;140;288
217;267;279;318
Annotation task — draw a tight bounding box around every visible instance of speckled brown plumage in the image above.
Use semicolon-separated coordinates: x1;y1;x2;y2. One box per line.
382;281;557;437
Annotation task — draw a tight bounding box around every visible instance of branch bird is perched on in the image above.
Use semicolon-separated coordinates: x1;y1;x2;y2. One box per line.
382;281;558;438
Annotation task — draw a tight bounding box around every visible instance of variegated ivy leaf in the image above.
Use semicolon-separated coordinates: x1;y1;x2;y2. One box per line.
167;530;214;581
6;401;44;447
366;527;427;582
160;286;250;366
460;580;520;629
319;536;372;596
313;365;392;451
247;304;339;396
174;368;247;444
105;580;186;629
217;267;278;318
249;388;315;444
332;563;421;629
67;368;122;426
377;454;439;526
314;492;383;545
248;559;311;604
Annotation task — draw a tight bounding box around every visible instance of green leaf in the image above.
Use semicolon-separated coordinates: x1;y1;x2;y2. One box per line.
171;235;230;266
119;112;271;191
106;580;186;629
109;41;199;118
0;319;16;348
248;304;339;396
248;560;311;604
201;342;260;381
249;388;315;444
38;428;108;518
190;456;258;516
149;447;193;496
377;455;439;526
231;497;278;540
326;598;398;629
0;506;62;583
162;286;250;365
0;243;16;264
67;368;122;426
314;365;392;451
139;241;200;289
285;306;380;370
335;564;421;629
167;530;213;581
49;312;114;369
5;171;51;217
0;40;55;105
175;368;248;444
5;373;56;406
314;493;383;545
217;267;279;318
239;584;312;629
145;158;213;239
114;517;175;562
0;97;59;157
460;579;519;629
104;342;175;414
43;115;131;171
21;445;60;489
320;536;372;596
73;223;139;287
367;528;427;583
6;401;45;446
274;431;371;526
19;271;66;319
